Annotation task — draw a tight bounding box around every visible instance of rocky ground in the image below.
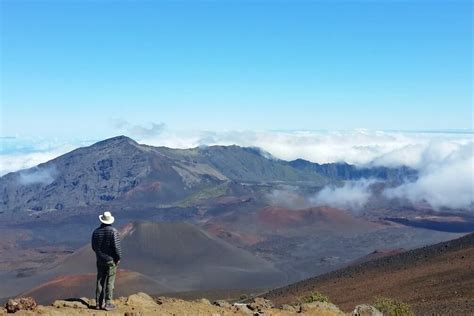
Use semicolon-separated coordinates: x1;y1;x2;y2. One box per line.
0;292;376;316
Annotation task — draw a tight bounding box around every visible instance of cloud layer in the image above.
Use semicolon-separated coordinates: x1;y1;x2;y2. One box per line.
384;142;473;210
310;179;377;211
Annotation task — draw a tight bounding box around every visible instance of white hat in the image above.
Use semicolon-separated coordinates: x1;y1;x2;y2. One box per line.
99;211;115;225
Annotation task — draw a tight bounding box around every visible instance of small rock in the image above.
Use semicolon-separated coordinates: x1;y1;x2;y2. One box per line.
213;300;232;308
52;300;88;309
197;298;211;305
80;297;93;307
156;296;182;305
248;297;273;311
34;306;50;314
124;312;143;316
300;301;344;314
352;304;383;316
127;292;158;307
5;297;37;313
233;303;253;314
281;304;298;312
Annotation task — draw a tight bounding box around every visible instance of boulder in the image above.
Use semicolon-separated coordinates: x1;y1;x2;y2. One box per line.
80;297;94;307
213;300;232;308
233;303;253;314
5;297;37;313
197;298;211;305
352;304;383;316
126;292;158;307
156;296;183;305
248;297;273;311
300;301;345;315
52;300;88;309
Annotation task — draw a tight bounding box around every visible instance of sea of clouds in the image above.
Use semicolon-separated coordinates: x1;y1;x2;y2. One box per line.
1;126;472;210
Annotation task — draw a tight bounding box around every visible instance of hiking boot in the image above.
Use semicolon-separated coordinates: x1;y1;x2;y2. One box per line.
104;303;117;311
94;303;105;310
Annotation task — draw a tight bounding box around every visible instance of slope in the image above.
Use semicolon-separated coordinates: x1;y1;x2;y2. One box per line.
18;221;283;304
264;233;474;314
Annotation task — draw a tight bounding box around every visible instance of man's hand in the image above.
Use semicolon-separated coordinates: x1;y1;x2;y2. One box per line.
116;260;120;266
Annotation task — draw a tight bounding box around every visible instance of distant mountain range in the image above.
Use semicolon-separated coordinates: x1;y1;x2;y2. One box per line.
0;135;416;215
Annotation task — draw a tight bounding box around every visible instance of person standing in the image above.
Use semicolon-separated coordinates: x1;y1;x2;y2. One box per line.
91;211;122;311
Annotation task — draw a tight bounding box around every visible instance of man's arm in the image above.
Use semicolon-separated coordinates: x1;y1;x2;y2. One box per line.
112;229;122;263
91;231;97;252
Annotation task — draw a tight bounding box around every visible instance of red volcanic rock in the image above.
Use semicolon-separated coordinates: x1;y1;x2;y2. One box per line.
255;205;375;231
204;223;262;246
124;181;162;199
257;206;306;228
5;297;37;313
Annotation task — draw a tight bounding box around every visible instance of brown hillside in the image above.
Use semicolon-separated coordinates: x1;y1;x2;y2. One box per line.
264;233;474;315
17;221;284;305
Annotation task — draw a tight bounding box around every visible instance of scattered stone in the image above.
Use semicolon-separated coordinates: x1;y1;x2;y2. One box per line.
233;303;253;314
281;304;298;312
126;292;158;307
213;300;232;308
80;297;93;307
33;306;51;314
248;297;273;311
52;300;88;309
5;297;37;313
124;312;143;316
300;301;345;315
197;298;211;305
352;304;383;316
156;296;183;305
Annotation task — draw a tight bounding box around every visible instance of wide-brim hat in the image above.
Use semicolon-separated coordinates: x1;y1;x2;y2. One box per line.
99;211;115;225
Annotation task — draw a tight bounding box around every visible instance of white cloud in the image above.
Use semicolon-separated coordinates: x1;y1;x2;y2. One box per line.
1;151;69;176
265;186;311;210
310;178;377;211
139;129;472;167
111;119;166;138
383;142;474;210
18;166;57;185
0;138;91;176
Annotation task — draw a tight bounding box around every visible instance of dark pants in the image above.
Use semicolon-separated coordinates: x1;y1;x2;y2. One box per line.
96;261;117;306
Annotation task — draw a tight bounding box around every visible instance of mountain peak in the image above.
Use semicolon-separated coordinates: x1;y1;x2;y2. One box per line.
90;135;139;149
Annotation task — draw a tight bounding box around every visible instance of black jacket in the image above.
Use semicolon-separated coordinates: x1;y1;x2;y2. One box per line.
91;224;122;264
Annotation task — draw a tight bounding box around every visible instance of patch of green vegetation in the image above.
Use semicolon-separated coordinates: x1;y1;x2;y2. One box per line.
176;183;228;207
300;291;330;304
373;297;414;316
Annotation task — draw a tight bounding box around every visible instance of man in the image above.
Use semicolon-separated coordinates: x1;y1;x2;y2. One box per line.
91;211;122;311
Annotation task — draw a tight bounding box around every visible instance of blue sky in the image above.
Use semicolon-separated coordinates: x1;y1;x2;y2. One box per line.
1;0;472;138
